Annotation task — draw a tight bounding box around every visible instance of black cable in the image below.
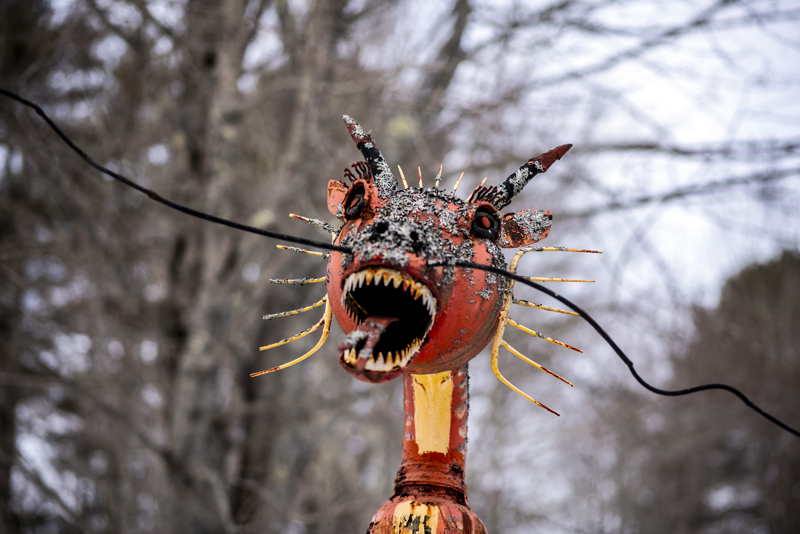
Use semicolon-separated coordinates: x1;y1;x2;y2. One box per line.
0;88;351;254
443;260;800;438
5;87;797;438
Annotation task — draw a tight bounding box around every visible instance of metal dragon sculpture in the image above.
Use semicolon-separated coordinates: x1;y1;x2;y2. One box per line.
2;87;797;534
254;116;597;533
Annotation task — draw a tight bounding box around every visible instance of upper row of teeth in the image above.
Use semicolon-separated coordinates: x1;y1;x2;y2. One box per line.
343;268;436;318
342;337;425;372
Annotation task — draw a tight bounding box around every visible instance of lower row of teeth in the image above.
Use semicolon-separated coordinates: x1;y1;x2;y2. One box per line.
342;337;424;372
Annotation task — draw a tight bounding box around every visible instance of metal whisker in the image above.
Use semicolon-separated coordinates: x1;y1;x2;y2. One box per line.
525;276;594;283
252;300;332;375
262;296;328;320
513;299;579;316
501;340;574;386
523;246;602;254
289;213;336;235
268;277;325;285
276;245;329;258
490;248;560;415
507;318;582;353
258;315;325;351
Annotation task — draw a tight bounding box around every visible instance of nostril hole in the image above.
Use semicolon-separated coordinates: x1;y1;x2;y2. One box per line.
374;221;388;235
409;231;424;252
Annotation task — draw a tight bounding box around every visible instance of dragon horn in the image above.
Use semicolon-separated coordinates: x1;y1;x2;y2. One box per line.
480;144;572;210
341;115;399;197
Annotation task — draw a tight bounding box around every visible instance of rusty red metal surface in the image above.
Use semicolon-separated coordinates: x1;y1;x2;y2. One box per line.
323;116;571;532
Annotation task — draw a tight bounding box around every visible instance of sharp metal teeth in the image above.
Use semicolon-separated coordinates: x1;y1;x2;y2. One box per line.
342;348;357;366
365;351;394;372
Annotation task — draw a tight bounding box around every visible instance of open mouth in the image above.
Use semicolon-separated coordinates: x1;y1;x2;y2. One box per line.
339;267;437;373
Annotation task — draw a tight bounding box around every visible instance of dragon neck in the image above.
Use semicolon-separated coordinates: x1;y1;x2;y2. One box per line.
367;364;486;534
395;365;470;501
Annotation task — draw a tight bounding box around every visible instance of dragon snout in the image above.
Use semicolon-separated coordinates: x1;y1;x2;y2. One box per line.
363;219;432;259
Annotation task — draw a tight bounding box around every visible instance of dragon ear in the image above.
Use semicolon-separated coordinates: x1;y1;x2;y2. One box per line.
499;209;553;248
328;180;348;220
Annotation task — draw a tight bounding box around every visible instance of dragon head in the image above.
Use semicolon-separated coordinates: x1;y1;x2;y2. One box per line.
326;116;570;383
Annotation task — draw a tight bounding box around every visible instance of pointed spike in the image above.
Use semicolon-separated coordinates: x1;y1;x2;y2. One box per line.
467;177;488;202
341;115;399;196
537;144;572;173
452;172;465;194
398;165;409;189
434;164;442;188
417;167;423;188
491;143;573;210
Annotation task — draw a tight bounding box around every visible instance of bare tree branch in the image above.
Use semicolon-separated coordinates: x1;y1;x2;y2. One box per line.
533;0;739;89
575;138;800;160
562;167;800;219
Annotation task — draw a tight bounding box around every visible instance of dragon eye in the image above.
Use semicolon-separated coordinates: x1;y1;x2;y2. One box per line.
471;207;500;239
344;183;366;219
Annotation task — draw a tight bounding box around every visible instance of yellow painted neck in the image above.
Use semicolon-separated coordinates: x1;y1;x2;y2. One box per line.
411;371;454;454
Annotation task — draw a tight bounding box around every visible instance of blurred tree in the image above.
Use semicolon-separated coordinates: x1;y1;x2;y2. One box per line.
0;0;798;533
605;250;800;534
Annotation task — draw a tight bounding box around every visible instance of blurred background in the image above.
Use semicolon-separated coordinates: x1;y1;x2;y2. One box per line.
1;0;799;532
